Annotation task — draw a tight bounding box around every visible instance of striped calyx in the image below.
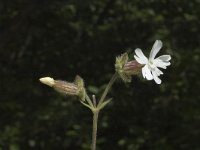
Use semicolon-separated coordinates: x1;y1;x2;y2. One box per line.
39;76;86;101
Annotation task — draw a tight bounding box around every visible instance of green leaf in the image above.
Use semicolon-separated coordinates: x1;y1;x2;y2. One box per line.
88;85;99;94
80;101;94;111
98;98;112;110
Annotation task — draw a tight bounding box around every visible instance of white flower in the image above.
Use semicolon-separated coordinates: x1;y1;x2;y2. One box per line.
134;40;171;84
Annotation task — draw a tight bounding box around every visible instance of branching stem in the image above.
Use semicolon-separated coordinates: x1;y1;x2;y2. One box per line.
91;73;118;150
98;73;118;107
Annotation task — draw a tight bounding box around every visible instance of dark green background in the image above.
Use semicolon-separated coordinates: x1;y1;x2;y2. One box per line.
0;0;200;149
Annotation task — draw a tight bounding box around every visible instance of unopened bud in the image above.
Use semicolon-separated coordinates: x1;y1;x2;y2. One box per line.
39;77;55;87
39;76;86;101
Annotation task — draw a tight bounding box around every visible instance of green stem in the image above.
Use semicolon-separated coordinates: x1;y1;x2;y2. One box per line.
90;73;118;150
91;111;99;150
85;94;94;107
98;73;118;107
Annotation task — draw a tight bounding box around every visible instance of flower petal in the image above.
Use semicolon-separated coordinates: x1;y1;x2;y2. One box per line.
134;48;148;64
157;55;171;61
134;55;147;64
158;62;170;69
149;40;163;59
141;66;145;78
152;70;162;84
142;65;153;80
154;59;171;69
154;67;163;76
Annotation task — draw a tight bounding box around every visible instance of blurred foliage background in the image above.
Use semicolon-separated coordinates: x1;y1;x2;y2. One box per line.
0;0;200;150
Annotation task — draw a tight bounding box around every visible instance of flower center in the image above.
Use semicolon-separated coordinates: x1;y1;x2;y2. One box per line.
149;60;154;65
148;60;156;69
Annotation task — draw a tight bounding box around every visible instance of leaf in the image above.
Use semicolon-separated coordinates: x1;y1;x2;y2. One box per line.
98;98;112;110
80;101;93;111
88;85;99;94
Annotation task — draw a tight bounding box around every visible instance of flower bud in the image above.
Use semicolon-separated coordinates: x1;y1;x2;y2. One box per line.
39;76;86;101
39;77;55;87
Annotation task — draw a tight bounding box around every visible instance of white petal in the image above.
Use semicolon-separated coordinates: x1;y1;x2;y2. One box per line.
157;55;171;61
154;59;171;69
141;66;146;78
149;40;163;59
134;55;147;64
135;48;148;64
142;65;153;80
142;66;146;79
152;71;162;84
158;62;170;69
154;67;163;76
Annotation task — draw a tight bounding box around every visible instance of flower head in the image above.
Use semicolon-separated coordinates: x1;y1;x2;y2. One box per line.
134;40;171;84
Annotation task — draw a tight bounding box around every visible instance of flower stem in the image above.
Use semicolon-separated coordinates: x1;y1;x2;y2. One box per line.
98;73;118;107
91;111;99;150
85;93;94;107
91;73;118;150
